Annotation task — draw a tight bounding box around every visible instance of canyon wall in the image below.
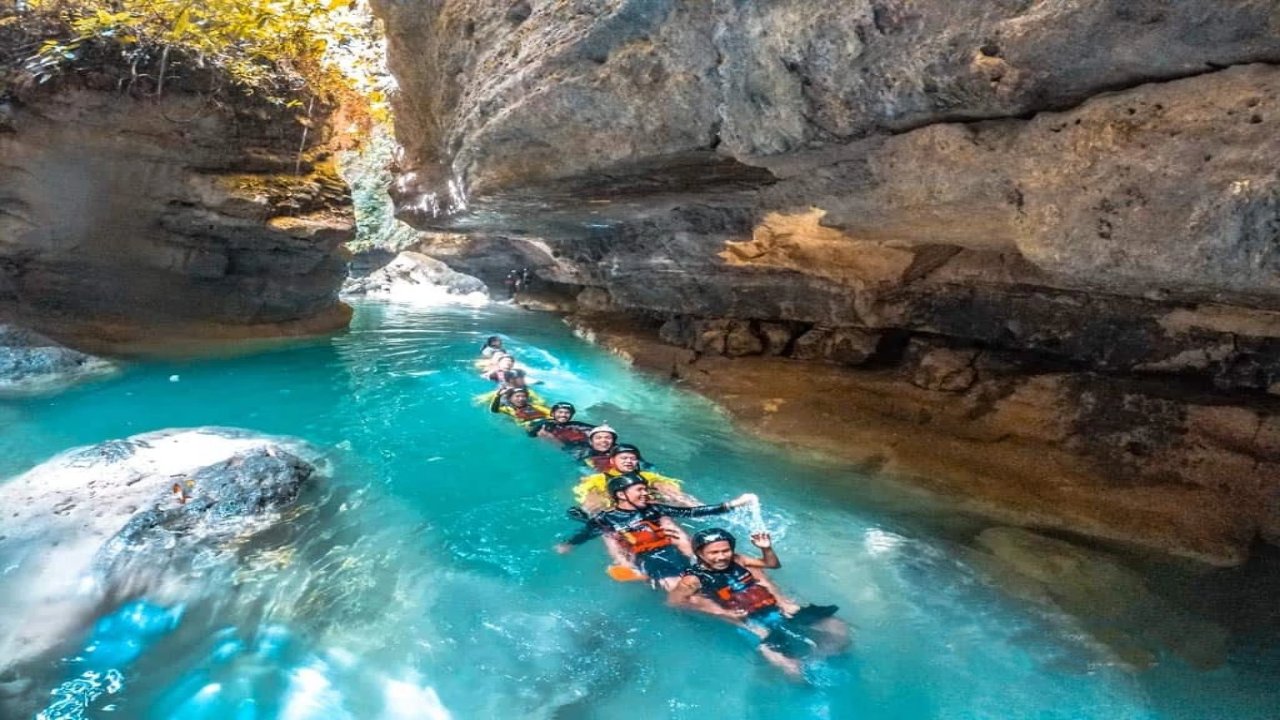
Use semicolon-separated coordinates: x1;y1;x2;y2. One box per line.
373;0;1280;563
0;32;353;348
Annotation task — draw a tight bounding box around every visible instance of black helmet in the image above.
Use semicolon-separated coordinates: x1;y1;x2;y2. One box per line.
609;443;642;458
691;528;736;554
551;402;576;415
508;386;529;397
606;473;647;497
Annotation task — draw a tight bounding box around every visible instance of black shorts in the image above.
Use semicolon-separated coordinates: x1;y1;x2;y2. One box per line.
636;547;691;579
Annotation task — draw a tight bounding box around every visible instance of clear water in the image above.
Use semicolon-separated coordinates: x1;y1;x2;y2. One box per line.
2;301;1278;719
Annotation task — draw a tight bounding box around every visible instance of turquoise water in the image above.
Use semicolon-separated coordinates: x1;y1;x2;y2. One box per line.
2;301;1278;719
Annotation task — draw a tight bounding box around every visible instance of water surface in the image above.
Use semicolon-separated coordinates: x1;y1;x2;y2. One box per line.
2;301;1277;719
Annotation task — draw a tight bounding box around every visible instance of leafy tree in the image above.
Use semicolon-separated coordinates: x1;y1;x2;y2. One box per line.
9;0;390;119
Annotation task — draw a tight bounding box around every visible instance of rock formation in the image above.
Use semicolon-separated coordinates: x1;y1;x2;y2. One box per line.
0;27;354;348
0;322;115;394
342;250;489;301
373;0;1280;563
0;427;320;716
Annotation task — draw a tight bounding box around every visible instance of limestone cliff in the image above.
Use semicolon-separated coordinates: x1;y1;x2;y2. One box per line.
0;26;353;348
373;0;1280;563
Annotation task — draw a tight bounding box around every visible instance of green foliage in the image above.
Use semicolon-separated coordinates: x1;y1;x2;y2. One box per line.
15;0;390;116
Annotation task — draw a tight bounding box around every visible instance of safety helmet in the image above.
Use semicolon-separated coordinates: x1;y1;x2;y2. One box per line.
691;528;737;554
606;473;647;497
551;402;576;415
609;443;642;458
484;335;503;347
508;386;529;397
589;424;617;440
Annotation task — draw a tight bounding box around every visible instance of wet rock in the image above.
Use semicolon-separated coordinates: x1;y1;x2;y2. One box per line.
0;324;115;395
790;327;831;361
94;447;314;590
724;320;765;357
909;341;979;392
575;286;614;315
758;322;794;356
342;250;488;301
0;428;321;681
827;328;880;366
658;316;692;347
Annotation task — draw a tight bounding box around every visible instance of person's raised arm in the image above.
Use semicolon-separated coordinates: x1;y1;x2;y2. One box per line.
661;492;756;518
554;520;601;554
736;532;780;569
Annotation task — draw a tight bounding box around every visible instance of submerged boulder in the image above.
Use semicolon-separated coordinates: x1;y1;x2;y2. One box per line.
0;428;321;686
0;323;115;395
973;527;1228;670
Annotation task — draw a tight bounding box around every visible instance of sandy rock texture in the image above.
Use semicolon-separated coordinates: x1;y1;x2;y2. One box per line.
374;0;1280;560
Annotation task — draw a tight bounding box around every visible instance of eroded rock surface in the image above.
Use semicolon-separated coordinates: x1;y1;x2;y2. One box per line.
0;32;354;345
0;428;320;687
375;1;1280;561
0;323;115;394
342;250;488;301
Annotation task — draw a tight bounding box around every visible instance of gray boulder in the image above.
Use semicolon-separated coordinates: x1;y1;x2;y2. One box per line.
342;250;488;300
0;324;115;395
0;428;321;683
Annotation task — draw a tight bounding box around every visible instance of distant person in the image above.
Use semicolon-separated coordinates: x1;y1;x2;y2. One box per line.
504;270;519;299
480;335;505;358
555;474;755;591
667;528;848;679
483;354;517;382
519;267;532;291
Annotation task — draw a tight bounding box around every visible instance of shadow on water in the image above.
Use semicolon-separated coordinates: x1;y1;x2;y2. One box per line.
2;300;1278;719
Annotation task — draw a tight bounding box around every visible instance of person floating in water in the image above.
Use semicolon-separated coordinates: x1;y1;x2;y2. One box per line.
482;354;516;382
668;527;849;679
490;387;550;428
529;402;595;448
480;335;505;358
555;473;755;591
575;424;619;472
573;443;696;512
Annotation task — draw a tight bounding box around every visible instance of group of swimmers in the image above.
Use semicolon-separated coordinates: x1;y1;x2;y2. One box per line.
478;335;849;678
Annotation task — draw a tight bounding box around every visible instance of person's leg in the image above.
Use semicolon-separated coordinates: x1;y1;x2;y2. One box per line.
758;645;804;680
811;617;852;655
601;534;634;569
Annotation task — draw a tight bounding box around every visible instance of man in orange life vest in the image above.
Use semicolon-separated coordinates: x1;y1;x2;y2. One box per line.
554;474;755;591
668;528;847;678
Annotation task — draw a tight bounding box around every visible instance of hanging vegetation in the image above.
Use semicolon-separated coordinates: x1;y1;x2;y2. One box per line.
2;0;390;122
